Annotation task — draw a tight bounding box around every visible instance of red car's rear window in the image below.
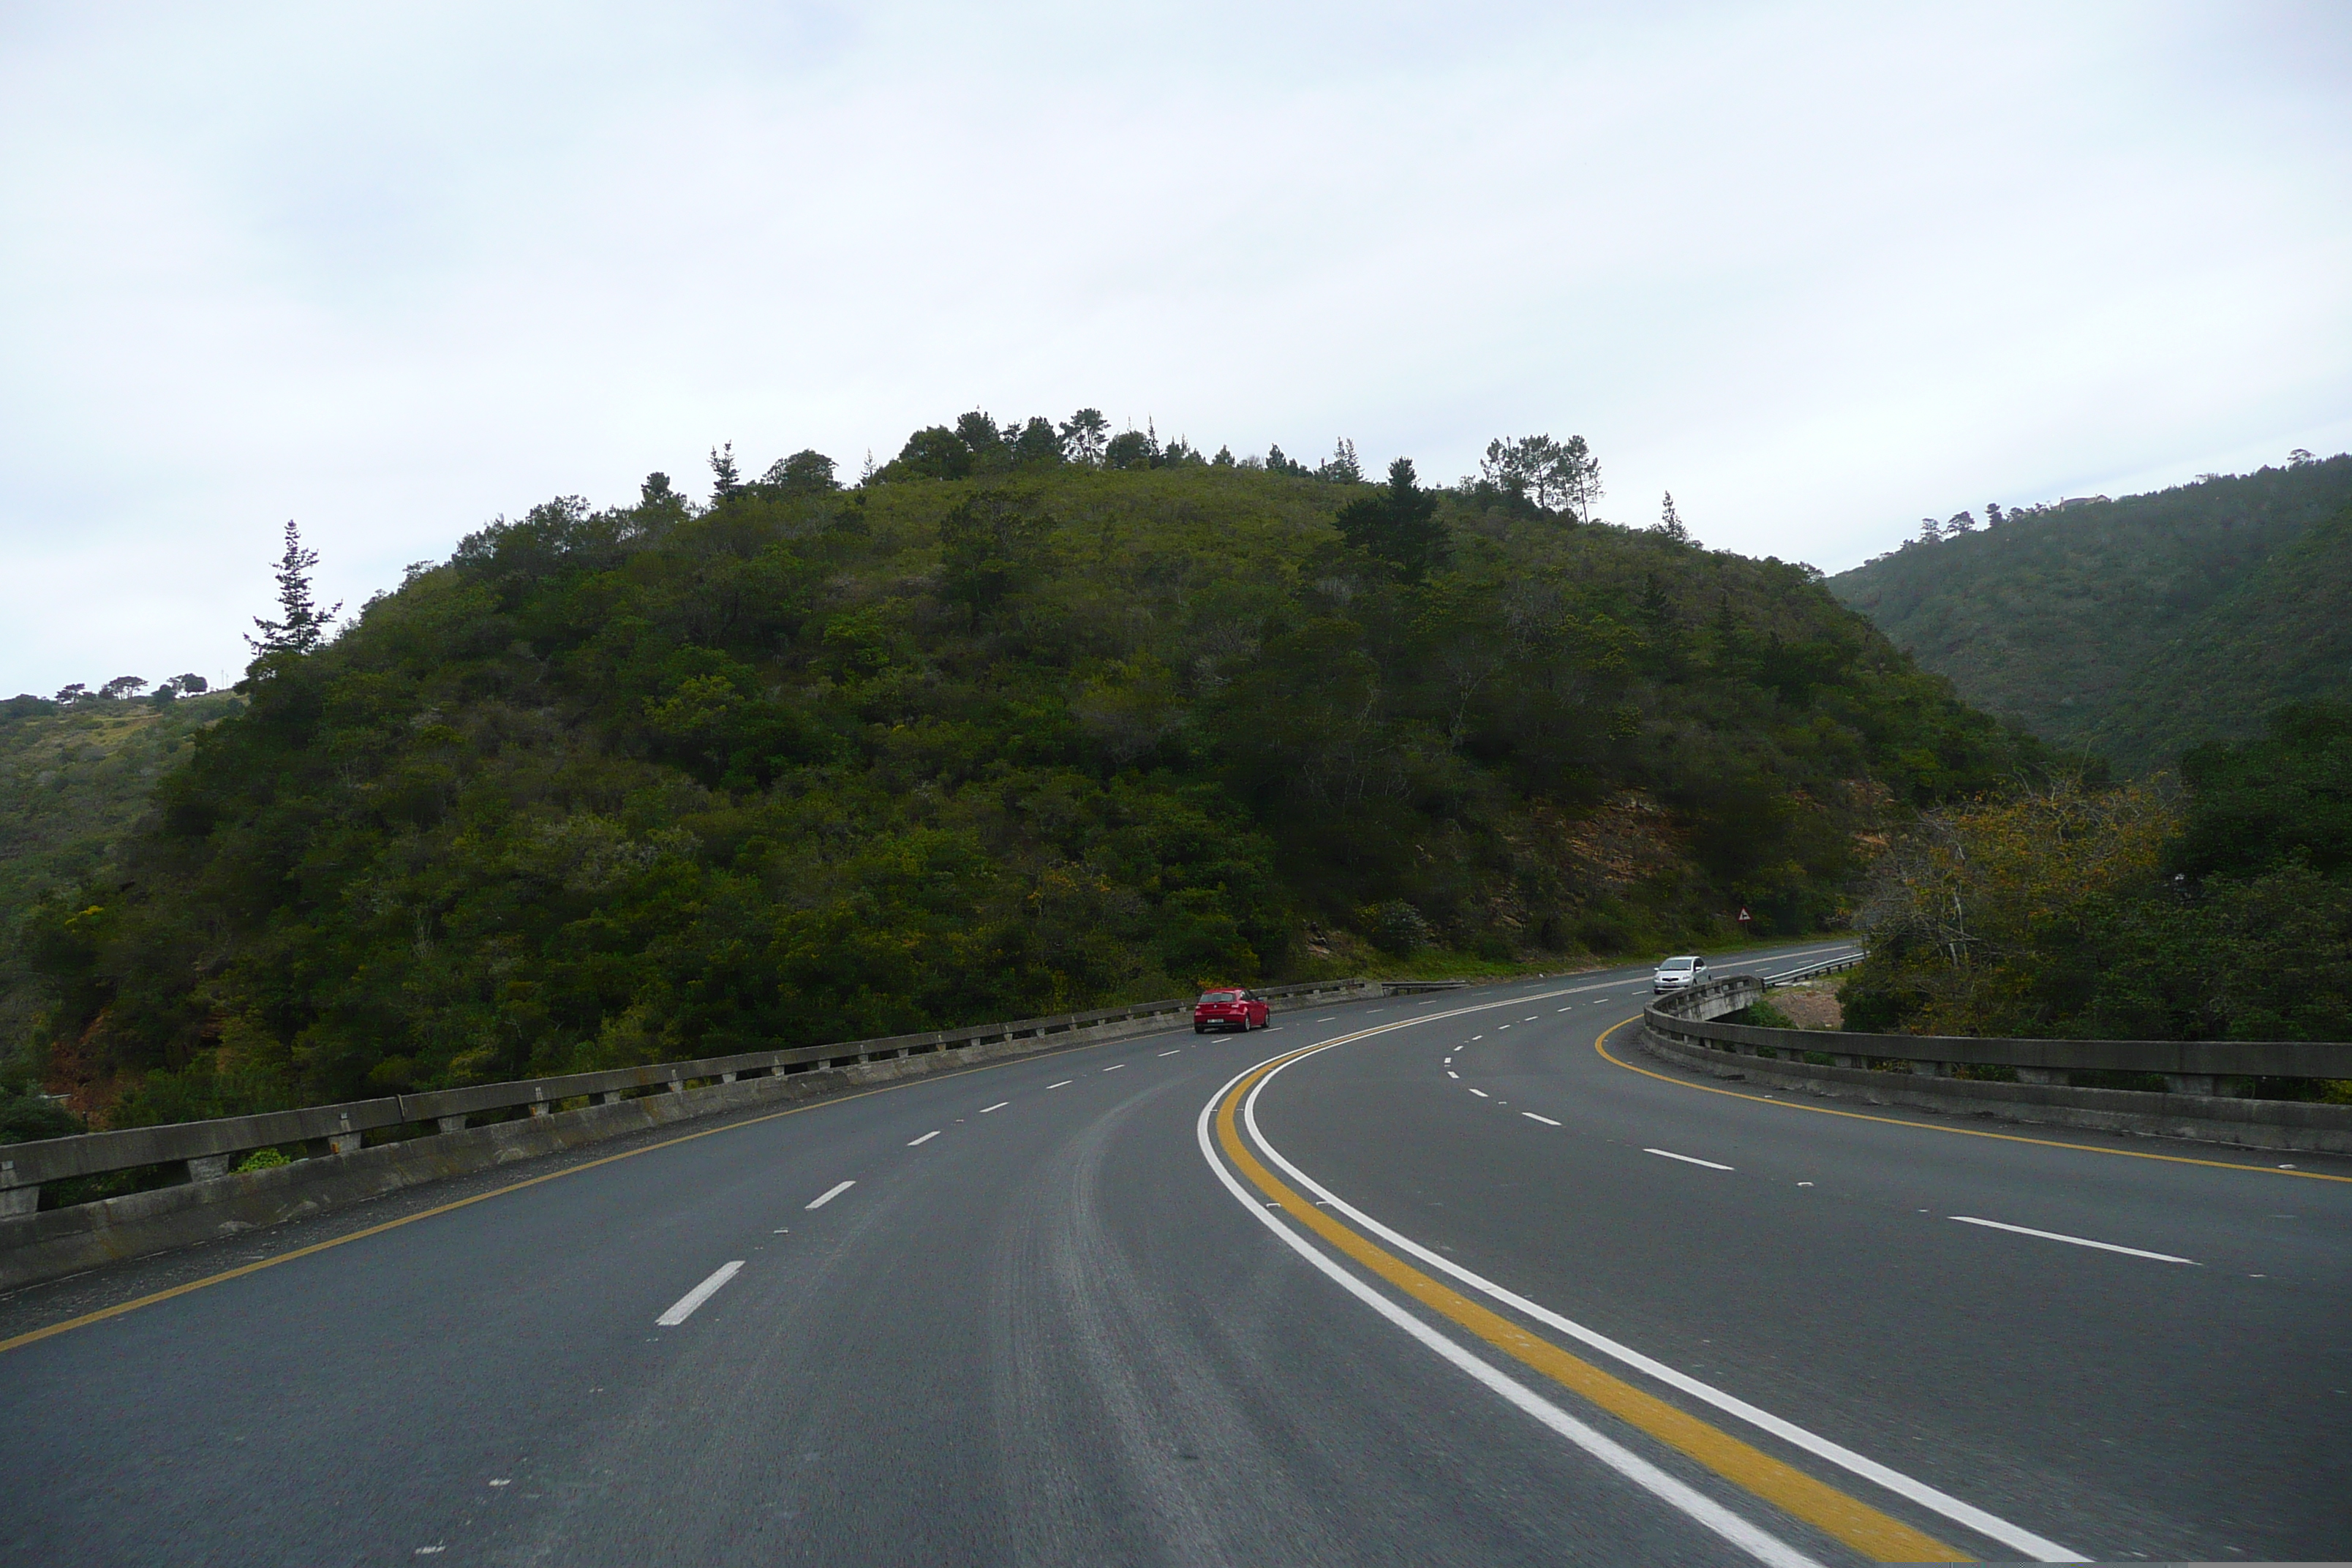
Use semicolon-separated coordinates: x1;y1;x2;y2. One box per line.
1198;991;1240;1003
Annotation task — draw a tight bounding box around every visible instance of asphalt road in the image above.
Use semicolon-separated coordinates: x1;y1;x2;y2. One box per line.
2;941;2346;1566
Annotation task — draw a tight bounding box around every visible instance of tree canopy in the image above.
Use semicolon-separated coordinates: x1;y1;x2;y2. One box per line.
15;423;2059;1128
1831;456;2352;772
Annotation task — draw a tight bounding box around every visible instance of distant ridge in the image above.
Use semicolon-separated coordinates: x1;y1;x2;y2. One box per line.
1828;456;2352;773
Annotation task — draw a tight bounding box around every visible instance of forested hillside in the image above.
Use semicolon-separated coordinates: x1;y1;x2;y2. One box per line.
19;419;2055;1125
1842;701;2352;1058
1828;455;2352;773
0;689;241;1066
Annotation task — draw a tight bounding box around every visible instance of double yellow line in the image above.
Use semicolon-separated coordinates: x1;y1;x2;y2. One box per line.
1210;1043;1971;1564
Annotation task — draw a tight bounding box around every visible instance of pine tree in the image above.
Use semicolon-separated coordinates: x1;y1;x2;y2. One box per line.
246;520;342;658
1657;491;1690;543
1059;409;1110;467
1334;458;1449;580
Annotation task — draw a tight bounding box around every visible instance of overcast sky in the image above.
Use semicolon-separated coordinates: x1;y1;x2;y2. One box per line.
3;1;2348;697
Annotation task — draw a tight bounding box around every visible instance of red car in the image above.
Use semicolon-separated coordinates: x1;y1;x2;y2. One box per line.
1194;988;1269;1033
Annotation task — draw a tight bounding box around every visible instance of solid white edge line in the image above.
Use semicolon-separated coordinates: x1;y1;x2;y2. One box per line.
1237;1038;2085;1564
1645;1148;1734;1172
1523;1112;1561;1126
908;1131;941;1146
804;1180;856;1210
1193;1059;1825;1568
1950;1216;2198;1265
655;1260;744;1326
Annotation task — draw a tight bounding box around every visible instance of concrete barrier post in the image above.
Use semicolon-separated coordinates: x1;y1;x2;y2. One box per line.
598;1090;625;1105
2016;1066;2063;1085
437;1115;467;1134
188;1155;233;1181
328;1131;363;1153
0;1185;34;1218
2165;1073;2218;1096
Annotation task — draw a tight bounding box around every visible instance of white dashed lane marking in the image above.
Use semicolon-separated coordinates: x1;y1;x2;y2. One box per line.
805;1180;857;1209
1523;1113;1561;1126
655;1261;745;1326
1645;1149;1732;1172
1950;1216;2198;1265
907;1131;940;1146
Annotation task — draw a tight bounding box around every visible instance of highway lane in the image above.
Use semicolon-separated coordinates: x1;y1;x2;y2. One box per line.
1240;963;2352;1563
2;940;2343;1564
0;951;1812;1567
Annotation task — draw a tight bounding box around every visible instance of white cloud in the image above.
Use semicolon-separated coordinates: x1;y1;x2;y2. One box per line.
2;0;2347;693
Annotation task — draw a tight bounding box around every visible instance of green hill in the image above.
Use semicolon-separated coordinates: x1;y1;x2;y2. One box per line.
1827;456;2352;773
19;426;2056;1123
0;691;243;1060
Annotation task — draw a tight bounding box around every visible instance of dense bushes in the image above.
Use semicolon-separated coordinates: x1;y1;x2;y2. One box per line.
1842;701;2352;1046
20;434;2054;1122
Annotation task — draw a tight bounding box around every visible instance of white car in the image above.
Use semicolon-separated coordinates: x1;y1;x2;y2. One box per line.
1652;954;1709;993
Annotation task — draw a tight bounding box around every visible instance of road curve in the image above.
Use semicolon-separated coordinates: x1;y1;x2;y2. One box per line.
2;943;2345;1565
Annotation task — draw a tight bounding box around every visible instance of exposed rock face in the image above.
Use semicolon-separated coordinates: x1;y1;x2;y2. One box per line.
1774;981;1844;1030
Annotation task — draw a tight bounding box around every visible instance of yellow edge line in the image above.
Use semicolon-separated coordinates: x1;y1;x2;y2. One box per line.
1213;1050;1970;1564
1595;1017;2352;1184
0;1036;1150;1357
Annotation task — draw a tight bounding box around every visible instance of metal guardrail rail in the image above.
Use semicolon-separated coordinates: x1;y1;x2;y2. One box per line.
1647;973;2352;1096
0;978;1373;1215
1755;953;1865;987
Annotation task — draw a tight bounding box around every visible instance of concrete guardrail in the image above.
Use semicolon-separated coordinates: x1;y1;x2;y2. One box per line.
1643;965;2352;1156
0;978;1371;1218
